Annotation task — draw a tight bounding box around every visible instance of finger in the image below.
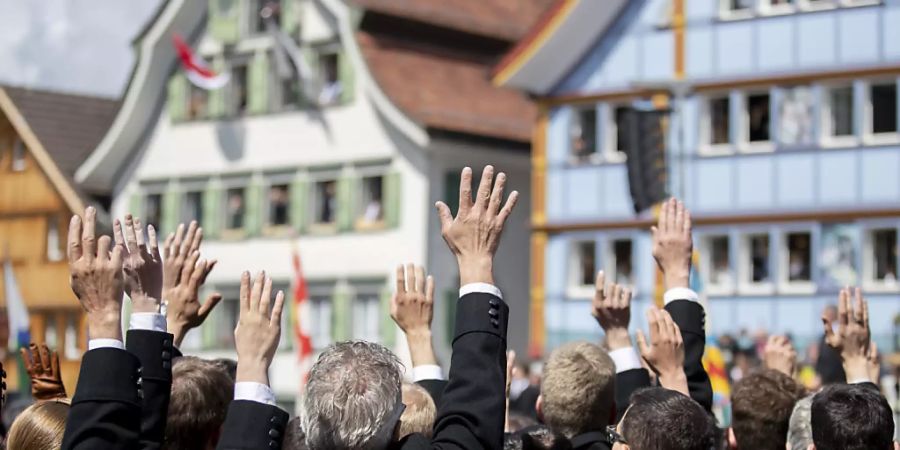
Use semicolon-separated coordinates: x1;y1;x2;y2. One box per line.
188;258;207;291
646;308;661;342
656;202;667;234
458;167;473;215
487;172;506;216
406;263;416;293
636;330;649;357
170;223;186;257
838;288;849;335
82;207;97;260
198;293;223;321
474;165;494;210
250;271;265;312
199;259;218;285
622;287;633;310
415;266;426;294
181;250;201;285
595;270;606;299
259;276;273;316
506;350;516;382
610;283;621;309
674;200;685;233
179;222;198;257
435;202;454;229
425;275;435;305
859;288;869;330
497;190;519;224
37;344;51;371
682;208;692;237
124;214;138;251
148;225;160;260
189;228;203;254
113;219;127;250
672;319;684;345
68;215;83;263
854;287;865;324
395;265;406;294
163;232;175;259
97;236;112;262
110;242;123;267
660;310;677;342
666;198;677;233
239;271;251;312
21;346;32;372
270;290;285;327
133;217;146;249
50;349;60;375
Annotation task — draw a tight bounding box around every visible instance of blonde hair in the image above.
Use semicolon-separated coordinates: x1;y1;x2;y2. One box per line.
398;382;436;439
540;341;616;438
6;399;71;450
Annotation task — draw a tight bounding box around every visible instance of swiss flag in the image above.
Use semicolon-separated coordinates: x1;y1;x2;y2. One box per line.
172;33;230;90
292;245;314;382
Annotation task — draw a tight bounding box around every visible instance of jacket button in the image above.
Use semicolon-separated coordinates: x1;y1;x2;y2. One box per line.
269;429;281;439
489;299;499;307
269;440;280;448
162;361;171;370
161;351;171;360
488;309;499;318
270;416;281;425
162;339;172;347
491;319;499;328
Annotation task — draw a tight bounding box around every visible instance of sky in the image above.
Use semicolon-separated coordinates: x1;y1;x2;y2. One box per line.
0;0;162;98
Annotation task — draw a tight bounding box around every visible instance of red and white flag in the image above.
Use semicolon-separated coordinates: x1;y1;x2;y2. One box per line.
172;33;230;90
291;244;314;383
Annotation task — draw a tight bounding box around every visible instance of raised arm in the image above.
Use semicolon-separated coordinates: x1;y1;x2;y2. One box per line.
636;308;689;396
822;287;872;385
651;198;712;411
763;335;798;378
21;343;67;400
428;166;518;450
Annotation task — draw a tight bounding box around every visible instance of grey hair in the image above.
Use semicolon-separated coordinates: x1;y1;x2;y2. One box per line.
302;341;404;450
786;394;814;450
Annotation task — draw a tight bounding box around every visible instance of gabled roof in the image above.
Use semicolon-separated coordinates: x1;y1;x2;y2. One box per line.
492;0;630;95
0;86;119;213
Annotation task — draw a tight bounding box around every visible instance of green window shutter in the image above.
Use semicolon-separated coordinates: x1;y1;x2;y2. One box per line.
290;179;308;233
167;74;188;122
384;172;401;228
379;286;396;348
208;57;227;118
338;51;355;104
444;289;457;348
281;0;300;35
129;194;142;219
248;52;270;114
202;186;222;238
162;190;180;237
336;177;356;232
208;0;239;43
332;286;351;341
244;183;263;236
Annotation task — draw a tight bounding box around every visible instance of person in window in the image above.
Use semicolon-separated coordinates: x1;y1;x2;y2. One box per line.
752;239;769;282
270;186;289;226
227;191;245;229
364;199;382;223
318;181;336;224
318;55;342;106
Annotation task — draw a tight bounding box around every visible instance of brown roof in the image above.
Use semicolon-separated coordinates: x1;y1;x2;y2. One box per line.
358;31;536;143
2;86;120;180
353;0;555;42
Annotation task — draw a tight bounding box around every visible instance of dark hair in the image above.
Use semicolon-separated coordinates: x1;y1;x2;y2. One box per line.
283;417;308;450
811;383;895;450
731;369;805;450
620;388;718;450
164;356;234;450
504;425;572;450
212;357;238;381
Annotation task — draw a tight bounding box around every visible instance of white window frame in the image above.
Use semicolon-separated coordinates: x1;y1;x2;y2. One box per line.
778;228;817;294
11;138;26;172
606;236;635;288
604;103;629;164
46;215;63;262
719;0;755;20
758;0;797;16
819;82;859;148
862;78;900;146
797;0;837;11
699;233;734;295
699;94;734;156
740;89;775;154
840;0;881;7
567;238;597;299
738;231;775;295
861;224;899;292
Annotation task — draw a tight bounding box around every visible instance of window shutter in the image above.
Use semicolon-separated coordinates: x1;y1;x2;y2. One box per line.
202;186;222;238
162;190;180;237
332;285;351;341
129;193;142;219
248;52;270;114
281;0;300;35
208;57;227;118
384;172;401;228
338;50;355;104
167;74;188;122
290;179;308;233
379;286;396;348
336;176;356;232
208;0;239;43
244;183;263;236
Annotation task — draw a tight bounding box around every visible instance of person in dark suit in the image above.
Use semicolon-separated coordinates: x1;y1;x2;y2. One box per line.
816;304;847;385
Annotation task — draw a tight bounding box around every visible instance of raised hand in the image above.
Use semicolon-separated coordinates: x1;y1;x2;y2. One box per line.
763;335;797;377
435;166;519;285
823;287;871;381
161;223;221;346
591;270;633;350
21;343;67;400
68;206;124;341
637;308;688;395
114;214;163;313
651;198;692;290
391;264;437;367
234;271;285;385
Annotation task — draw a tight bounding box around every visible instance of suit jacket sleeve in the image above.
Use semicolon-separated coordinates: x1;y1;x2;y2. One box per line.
429;292;509;450
417;379;449;406
614;368;651;422
62;348;143;450
216;400;289;450
126;329;176;450
665;300;713;412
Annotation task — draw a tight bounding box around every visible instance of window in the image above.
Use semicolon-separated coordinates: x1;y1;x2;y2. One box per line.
182;191;203;224
11;138;25;172
761;0;796;13
144;194;162;230
870;82;897;134
47;216;63;262
309;295;332;350
570;241;596;288
720;0;754;16
825;86;855;138
250;0;279;35
188;84;209;119
744;234;771;285
704;235;732;290
569;106;597;163
867;229;897;285
779;86;814;146
352;290;380;342
267;184;290;227
317;52;342;106
64;313;81;359
215;297;241;349
610;106;631;161
357;176;384;226
281;79;301;110
820;223;858;290
747;93;771;143
785;232;812;282
225;188;246;230
230;62;249;115
610;239;633;285
708;96;731;146
313;180;337;225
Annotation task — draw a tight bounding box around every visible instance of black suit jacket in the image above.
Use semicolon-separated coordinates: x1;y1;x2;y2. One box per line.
396;291;509;450
126;329;176;450
216;400;290;450
62;347;143;450
816;335;846;384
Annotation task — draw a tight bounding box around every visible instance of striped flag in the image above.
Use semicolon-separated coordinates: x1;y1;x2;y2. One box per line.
291;245;313;383
4;258;31;394
172;33;230;90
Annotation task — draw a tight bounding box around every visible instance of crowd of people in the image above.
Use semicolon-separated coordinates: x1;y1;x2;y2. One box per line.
0;166;897;450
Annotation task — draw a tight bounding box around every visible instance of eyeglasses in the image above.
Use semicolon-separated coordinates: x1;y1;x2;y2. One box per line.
606;425;628;445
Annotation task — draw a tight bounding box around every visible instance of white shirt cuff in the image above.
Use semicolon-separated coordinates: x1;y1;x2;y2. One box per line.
459;283;502;300
88;339;125;351
234;382;276;406
130;313;167;332
848;377;873;384
609;347;642;373
412;364;444;381
663;287;699;305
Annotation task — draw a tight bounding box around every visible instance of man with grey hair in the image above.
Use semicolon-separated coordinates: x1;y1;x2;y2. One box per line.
786;395;813;450
302;166;519;450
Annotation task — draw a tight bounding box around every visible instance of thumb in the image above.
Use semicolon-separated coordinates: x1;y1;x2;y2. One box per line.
435;201;453;228
636;329;649;358
198;293;223;320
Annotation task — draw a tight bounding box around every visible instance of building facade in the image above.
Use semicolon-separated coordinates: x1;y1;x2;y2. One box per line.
75;0;544;408
497;0;900;355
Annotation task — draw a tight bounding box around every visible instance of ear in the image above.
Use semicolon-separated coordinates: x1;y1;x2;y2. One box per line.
727;428;738;450
535;395;544;423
